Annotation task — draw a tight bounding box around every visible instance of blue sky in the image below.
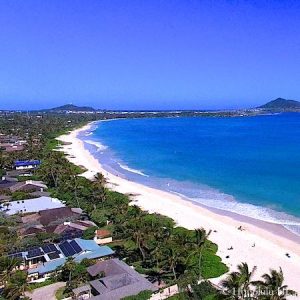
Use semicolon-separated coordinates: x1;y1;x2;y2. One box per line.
0;0;300;110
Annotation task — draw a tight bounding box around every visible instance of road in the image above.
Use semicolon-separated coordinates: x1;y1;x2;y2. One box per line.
26;282;66;300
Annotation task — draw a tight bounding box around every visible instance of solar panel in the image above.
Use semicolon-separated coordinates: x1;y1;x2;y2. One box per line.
27;248;44;259
49;244;57;252
48;252;60;260
41;244;58;254
70;240;82;253
41;244;51;253
59;241;76;257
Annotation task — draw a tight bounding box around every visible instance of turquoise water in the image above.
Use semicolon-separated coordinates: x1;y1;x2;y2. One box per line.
80;113;300;235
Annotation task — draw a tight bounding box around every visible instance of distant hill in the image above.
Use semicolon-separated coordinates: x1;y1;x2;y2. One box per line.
49;104;96;112
259;98;300;110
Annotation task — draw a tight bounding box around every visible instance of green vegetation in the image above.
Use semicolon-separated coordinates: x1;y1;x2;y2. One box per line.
122;290;153;300
259;98;300;109
82;226;98;239
28;277;57;290
55;286;65;300
220;262;297;300
11;191;38;201
17;175;39;182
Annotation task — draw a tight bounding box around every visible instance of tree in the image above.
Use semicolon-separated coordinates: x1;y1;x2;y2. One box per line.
59;257;76;282
0;256;22;284
253;268;297;300
221;262;256;299
3;270;32;300
93;173;107;209
221;271;242;300
187;228;212;282
82;226;98;240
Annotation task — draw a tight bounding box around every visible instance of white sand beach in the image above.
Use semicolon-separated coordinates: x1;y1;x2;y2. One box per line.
57;123;300;295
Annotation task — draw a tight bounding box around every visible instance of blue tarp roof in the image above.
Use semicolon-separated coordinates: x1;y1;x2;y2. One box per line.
74;245;115;262
28;258;66;275
14;160;41;167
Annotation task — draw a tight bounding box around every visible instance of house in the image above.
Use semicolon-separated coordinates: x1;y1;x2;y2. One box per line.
22;206;82;226
4;196;65;215
9;180;48;193
8;238;114;281
94;229;113;245
45;220;97;240
83;259;157;300
14;160;41;170
20;207;91;240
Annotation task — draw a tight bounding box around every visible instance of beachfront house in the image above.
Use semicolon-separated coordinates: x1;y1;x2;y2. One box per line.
8;238;114;281
14;160;41;170
75;258;157;300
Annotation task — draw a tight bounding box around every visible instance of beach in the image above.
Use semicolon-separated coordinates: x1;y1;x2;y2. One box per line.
57;122;300;294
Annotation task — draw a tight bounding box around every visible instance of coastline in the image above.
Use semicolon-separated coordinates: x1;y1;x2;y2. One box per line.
57;122;300;294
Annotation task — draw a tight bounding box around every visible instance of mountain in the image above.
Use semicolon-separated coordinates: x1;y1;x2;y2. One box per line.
259;98;300;110
49;104;96;112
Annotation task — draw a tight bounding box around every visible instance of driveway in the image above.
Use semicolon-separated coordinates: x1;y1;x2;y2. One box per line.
26;282;66;300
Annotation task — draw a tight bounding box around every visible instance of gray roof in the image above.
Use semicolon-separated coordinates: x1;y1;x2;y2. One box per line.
73;285;91;295
87;259;157;300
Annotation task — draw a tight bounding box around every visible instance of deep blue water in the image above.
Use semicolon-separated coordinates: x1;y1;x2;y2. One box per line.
80;113;300;235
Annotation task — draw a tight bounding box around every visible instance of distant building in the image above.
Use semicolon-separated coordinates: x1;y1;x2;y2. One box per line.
14;160;41;170
0;135;26;152
8;238;114;281
0;144;24;152
85;259;157;300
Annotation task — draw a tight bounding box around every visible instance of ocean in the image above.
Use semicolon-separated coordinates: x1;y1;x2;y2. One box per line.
79;113;300;236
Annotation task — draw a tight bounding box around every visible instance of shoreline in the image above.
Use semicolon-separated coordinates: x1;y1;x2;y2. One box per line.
57;122;300;294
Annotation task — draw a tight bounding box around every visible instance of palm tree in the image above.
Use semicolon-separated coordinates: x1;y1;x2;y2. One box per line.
0;256;22;284
3;270;32;300
187;228;211;282
253;268;297;300
93;173;107;209
237;262;257;291
221;262;256;299
221;271;242;300
94;172;106;186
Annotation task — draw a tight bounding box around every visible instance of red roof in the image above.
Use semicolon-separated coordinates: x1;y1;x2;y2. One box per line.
95;229;111;238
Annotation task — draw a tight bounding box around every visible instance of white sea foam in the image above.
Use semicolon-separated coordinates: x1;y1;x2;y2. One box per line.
117;162;149;177
190;196;300;228
84;140;107;151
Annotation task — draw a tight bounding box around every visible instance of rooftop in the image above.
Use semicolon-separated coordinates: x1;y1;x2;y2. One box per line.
14;160;41;167
87;259;157;300
4;196;65;215
9;180;47;193
95;229;111;238
13;238;114;276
